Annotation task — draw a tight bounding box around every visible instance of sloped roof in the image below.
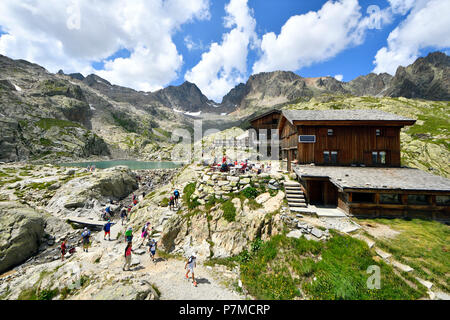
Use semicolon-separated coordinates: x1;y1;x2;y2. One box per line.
282;109;415;124
294;166;450;192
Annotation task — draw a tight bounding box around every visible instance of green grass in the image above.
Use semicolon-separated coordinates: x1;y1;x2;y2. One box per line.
240;186;259;199
183;182;200;210
160;197;169;207
0;176;22;188
27;181;56;190
357;218;450;292
221;199;237;222
237;233;427;300
36;118;82;130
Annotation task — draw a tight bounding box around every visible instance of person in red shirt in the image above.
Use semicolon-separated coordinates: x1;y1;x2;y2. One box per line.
222;155;226;163
123;242;133;271
61;239;67;261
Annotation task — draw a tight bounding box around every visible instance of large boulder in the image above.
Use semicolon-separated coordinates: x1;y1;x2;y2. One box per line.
158;191;285;260
46;166;138;218
0;202;46;274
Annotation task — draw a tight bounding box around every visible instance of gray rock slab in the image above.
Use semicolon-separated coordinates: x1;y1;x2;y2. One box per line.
286;230;303;239
310;228;323;238
375;248;392;260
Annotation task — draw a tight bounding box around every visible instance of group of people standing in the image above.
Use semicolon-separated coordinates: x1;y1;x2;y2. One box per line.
59;183;200;288
122;222;157;271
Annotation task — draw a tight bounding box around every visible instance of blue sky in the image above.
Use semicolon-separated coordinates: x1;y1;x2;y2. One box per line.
0;0;449;101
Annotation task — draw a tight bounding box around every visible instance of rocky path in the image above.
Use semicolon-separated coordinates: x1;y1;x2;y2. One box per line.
91;211;243;300
136;257;243;300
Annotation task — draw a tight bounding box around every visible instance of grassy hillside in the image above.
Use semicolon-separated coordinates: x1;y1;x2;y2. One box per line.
284;96;450;178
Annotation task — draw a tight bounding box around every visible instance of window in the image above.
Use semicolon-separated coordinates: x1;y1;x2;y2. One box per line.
380;194;401;204
331;151;338;164
324;151;337;164
299;135;316;143
379;151;386;164
323;151;330;164
436;196;450;206
327;129;333;136
376;129;381;136
407;194;428;205
372;152;378;164
372;151;387;165
352;193;375;203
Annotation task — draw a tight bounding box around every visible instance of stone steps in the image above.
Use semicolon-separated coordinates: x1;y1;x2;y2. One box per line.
286;192;305;199
286;197;306;203
283;180;308;212
288;202;307;208
285;189;303;195
285;185;301;189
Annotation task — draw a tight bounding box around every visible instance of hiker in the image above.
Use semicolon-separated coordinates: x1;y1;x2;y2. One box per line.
81;227;91;252
132;193;136;202
105;205;112;218
185;253;197;287
127;204;132;215
60;238;67;261
125;226;133;243
148;239;157;263
133;198;138;206
123;242;133;271
142;191;146;200
141;222;151;240
103;219;113;241
120;207;127;225
174;189;180;206
169;195;175;210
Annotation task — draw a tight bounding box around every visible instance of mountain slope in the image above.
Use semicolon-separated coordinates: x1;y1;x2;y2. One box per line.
226;51;449;116
384;51;450;100
0;54;191;162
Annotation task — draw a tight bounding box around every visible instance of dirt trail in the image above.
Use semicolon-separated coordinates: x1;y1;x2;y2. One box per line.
93;214;243;300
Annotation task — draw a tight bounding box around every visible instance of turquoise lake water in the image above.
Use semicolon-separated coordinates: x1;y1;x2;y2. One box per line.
59;160;184;170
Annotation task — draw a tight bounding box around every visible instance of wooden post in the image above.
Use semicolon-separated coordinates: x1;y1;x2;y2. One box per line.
401;194;408;218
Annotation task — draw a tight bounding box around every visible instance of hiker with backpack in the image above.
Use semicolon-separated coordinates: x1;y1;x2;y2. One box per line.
125;226;133;243
169;194;175;210
184;252;198;287
148;239;157;263
141;222;151;240
120;207;128;226
103;220;113;241
60;238;67;261
123;242;133;271
81;227;91;252
173;189;180;206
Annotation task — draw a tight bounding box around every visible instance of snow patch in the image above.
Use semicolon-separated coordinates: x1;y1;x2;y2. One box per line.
173;108;183;113
184;111;201;117
13;84;22;91
207;102;219;108
221;113;227;116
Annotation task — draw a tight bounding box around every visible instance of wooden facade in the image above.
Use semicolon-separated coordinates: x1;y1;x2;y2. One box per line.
249;109;281;158
278;114;415;170
298;175;450;220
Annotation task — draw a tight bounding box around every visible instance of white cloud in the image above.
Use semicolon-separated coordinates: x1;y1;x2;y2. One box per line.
334;74;344;81
387;0;417;14
0;0;210;91
373;0;450;74
184;0;258;102
252;0;392;75
184;35;206;51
